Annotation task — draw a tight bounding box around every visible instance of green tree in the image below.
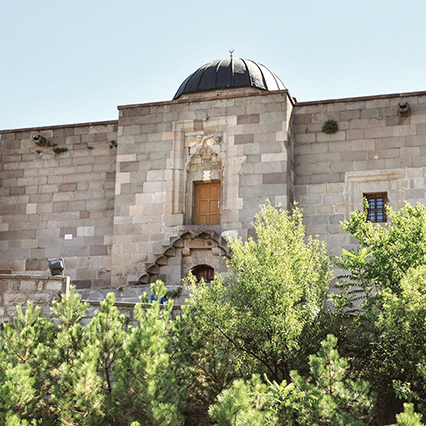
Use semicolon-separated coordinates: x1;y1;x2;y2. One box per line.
112;280;184;425
369;266;426;417
208;375;277;426
88;292;125;411
174;275;241;412
0;287;105;425
337;202;426;301
0;302;55;423
0;283;184;425
388;403;424;426
336;202;426;421
285;334;375;426
179;203;332;411
49;286;104;425
209;335;375;426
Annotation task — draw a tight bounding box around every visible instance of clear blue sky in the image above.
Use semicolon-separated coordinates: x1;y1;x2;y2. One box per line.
1;0;425;130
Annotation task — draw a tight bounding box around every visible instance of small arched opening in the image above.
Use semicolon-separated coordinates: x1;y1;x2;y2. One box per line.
191;264;215;283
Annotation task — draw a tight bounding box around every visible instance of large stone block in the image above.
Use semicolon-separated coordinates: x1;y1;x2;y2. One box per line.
384;157;412;169
28;292;52;304
316;131;346;143
341;110;361;120
340;151;366;161
19;280;37;291
234;134;254;145
262;173;285;184
237;114;260;124
392;124;416;137
4;292;26;305
46;280;63;291
253;161;284;174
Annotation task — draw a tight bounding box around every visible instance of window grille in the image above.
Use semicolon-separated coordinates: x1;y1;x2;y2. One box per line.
364;192;387;222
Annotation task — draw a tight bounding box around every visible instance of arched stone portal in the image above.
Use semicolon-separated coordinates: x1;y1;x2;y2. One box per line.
137;229;230;287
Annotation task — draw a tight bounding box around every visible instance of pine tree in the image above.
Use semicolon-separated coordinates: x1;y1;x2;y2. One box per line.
111;280;184;425
388;403;424;426
208;375;277;426
50;286;104;424
287;334;375;426
0;301;55;423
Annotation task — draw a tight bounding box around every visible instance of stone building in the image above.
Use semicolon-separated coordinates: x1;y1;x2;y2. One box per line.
1;56;426;303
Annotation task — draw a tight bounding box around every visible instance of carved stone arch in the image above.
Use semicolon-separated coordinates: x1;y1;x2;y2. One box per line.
137;229;230;285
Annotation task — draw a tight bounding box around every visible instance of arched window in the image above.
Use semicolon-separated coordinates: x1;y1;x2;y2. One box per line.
191;264;215;283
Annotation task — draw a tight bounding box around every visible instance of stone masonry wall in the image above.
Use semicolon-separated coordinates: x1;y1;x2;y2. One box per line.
81;300;183;326
0;274;183;325
0;121;118;289
4;87;426;294
0;274;69;322
293;92;426;254
111;90;293;287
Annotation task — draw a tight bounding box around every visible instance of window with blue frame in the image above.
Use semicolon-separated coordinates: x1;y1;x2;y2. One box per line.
364;192;387;222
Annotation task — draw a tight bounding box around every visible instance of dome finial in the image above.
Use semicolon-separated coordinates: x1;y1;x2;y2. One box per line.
229;48;234;59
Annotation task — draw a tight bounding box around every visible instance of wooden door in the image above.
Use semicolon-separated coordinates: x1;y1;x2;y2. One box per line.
194;182;220;225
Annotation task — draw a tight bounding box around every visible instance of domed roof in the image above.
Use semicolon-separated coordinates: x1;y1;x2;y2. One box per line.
173;58;286;100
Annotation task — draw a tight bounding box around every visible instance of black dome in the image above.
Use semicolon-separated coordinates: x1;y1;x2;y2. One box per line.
173;58;286;100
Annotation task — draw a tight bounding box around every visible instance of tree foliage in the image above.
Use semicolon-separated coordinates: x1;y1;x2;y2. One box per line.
208;375;277;426
369;266;426;416
286;334;375;426
3;202;426;425
210;334;376;426
390;403;424;426
335;202;426;421
0;283;182;425
337;202;426;299
112;280;184;425
182;203;332;389
0;301;55;423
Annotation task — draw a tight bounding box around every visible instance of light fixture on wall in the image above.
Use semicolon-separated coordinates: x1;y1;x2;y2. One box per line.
32;133;49;147
398;102;411;117
48;258;65;276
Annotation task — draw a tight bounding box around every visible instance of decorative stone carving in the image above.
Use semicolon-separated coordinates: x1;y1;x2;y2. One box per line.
138;229;230;285
186;133;222;149
184;238;217;249
186;133;223;172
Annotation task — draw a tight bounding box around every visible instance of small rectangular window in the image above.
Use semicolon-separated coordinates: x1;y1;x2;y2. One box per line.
364;192;387;222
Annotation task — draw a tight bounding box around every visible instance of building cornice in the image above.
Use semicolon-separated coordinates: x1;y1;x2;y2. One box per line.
118;89;295;110
0;119;118;135
295;89;426;106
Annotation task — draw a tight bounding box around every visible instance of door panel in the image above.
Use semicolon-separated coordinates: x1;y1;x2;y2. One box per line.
194;182;220;225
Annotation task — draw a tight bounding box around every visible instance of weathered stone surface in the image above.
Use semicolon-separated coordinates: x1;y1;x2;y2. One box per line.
1;81;426;295
234;134;254;145
4;292;26;304
28;292;51;303
46;280;63;291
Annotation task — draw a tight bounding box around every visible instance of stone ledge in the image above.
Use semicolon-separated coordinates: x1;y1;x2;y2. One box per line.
0;120;118;135
296;89;426;107
0;274;68;280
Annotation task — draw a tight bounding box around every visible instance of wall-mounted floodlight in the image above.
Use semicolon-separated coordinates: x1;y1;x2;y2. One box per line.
48;258;65;276
32;134;49;147
398;102;411;117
